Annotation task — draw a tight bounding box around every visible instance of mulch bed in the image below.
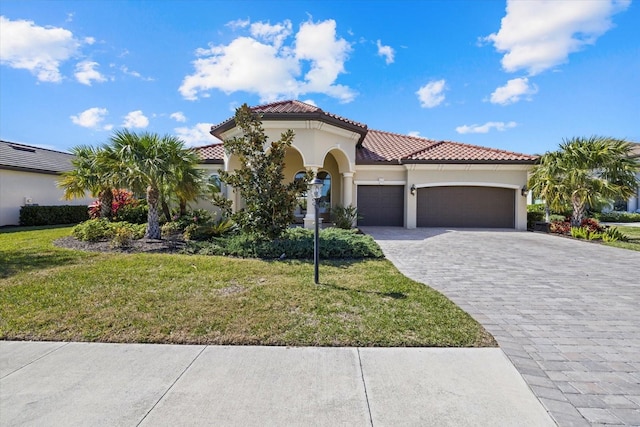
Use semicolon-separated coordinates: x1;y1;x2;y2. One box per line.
54;236;186;254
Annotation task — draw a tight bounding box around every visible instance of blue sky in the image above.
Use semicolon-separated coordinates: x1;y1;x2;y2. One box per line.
1;0;638;155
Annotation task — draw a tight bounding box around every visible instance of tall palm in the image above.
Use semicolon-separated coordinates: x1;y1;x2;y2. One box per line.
109;129;200;239
159;147;204;219
529;136;639;226
58;145;117;218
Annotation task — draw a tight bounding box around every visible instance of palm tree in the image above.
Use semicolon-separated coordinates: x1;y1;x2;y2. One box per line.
108;129;201;239
58;145;117;218
528;136;640;226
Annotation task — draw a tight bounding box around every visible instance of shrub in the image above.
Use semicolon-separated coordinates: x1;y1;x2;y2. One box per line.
171;209;213;232
331;205;360;229
113;202;148;224
184;227;383;259
602;227;629;242
73;219;113;242
570;227;588;239
595;211;640;223
527;211;544;229
72;219;145;242
111;226;134;248
89;189;139;220
550;220;571;235
19;205;89;226
183;218;235;241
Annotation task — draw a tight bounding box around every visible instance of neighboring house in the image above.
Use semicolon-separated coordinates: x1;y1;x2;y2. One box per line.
0;140;94;226
195;100;537;230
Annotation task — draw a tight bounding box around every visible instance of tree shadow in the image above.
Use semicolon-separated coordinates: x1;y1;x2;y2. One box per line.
318;282;407;299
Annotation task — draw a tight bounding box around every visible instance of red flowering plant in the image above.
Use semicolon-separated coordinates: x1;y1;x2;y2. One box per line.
550;217;604;235
88;189;138;219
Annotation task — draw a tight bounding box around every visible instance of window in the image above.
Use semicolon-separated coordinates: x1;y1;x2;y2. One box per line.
208;173;222;193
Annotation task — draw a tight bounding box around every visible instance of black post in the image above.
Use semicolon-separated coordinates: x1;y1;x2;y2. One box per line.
314;197;320;284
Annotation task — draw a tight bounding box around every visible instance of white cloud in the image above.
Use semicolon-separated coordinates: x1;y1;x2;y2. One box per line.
408;131;421;137
376;40;395;64
416;79;446;108
490;77;538;105
74;60;107;85
122;110;149;128
170;112;187;122
0;16;86;82
301;99;317;107
250;20;292;49
456;121;517;134
484;0;631;75
175;123;219;147
179;19;355;103
120;65;154;81
70;107;109;129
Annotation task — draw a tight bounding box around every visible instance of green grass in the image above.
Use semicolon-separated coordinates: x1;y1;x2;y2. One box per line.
0;227;495;347
601;225;640;252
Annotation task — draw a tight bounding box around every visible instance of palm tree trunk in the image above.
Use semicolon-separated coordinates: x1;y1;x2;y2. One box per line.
146;185;161;239
571;194;585;227
99;189;113;219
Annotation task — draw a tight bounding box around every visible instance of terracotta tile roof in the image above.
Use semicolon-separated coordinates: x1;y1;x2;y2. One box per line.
0;140;75;174
358;130;438;163
358;130;537;164
194;143;224;163
210;100;367;139
205;100;537;164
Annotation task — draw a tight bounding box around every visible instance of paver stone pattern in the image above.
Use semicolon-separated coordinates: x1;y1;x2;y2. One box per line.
364;227;640;427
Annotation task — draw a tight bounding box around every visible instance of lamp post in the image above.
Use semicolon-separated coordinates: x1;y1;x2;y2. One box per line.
309;177;323;284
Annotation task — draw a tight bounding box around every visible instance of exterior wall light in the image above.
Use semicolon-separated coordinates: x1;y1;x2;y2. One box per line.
309;178;323;284
521;186;528;197
410;184;416;196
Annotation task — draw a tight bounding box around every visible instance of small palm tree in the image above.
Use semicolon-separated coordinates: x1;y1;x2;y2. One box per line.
58;145;118;218
529;136;640;226
108;129;201;239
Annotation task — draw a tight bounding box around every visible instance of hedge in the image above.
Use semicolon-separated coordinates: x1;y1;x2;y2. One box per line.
19;205;89;226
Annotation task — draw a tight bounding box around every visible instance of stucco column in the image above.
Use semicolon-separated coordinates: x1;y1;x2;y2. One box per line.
342;172;354;207
304;168;318;229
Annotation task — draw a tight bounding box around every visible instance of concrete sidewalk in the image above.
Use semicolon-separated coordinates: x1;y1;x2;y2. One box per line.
0;341;554;426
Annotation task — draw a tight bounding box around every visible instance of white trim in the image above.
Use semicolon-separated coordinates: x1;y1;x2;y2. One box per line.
354;180;406;186
413;182;520;190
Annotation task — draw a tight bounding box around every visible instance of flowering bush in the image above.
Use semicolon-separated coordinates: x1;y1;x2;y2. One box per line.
550;218;604;235
89;189;138;219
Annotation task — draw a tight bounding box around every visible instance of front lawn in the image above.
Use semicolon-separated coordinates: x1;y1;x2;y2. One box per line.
0;227;495;347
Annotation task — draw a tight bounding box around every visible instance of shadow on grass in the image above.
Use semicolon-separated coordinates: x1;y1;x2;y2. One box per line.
0;250;86;279
318;282;407;300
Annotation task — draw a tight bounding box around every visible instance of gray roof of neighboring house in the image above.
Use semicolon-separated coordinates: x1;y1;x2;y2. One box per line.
0;140;74;174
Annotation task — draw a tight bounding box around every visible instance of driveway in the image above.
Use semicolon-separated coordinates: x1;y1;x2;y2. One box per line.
363;227;640;427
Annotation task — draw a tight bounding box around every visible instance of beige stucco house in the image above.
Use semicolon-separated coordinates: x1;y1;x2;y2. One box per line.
0;140;94;226
196;100;537;230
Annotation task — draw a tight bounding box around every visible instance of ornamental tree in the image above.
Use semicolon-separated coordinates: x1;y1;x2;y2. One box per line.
214;104;311;239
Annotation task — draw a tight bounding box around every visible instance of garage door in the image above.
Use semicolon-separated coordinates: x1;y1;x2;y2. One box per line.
417;186;515;228
357;185;404;226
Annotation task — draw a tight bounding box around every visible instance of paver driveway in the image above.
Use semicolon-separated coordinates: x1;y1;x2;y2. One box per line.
363;227;640;427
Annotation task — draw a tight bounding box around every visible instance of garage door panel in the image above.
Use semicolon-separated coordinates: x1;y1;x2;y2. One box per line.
417;186;514;228
357;185;404;226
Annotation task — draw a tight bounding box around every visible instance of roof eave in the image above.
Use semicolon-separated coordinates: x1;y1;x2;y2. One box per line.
211;112;368;141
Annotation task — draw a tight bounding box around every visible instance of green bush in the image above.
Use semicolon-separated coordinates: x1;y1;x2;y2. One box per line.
184;227;383;259
20;205;89;226
331;205;360;229
602;227;629;242
111;226;134;248
183;218;235;241
527;211;544;229
595;211;640;223
73;219;145;242
73;219;113;242
570;227;589;239
113;202;148;224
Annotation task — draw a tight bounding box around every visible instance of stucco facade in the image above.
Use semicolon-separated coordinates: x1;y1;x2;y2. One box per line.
0;167;93;227
201;100;536;230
